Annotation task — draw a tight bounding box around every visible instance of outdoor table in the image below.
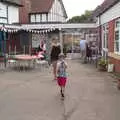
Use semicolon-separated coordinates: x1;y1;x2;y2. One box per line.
12;54;43;71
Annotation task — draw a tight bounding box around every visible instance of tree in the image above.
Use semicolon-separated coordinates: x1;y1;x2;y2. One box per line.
67;10;93;23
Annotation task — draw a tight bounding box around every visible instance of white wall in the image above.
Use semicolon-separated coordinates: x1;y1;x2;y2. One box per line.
8;6;19;24
100;1;120;25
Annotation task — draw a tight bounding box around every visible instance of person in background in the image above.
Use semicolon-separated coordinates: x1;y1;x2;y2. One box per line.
50;38;61;80
37;41;47;60
86;42;92;63
56;53;67;100
37;45;43;52
80;38;87;63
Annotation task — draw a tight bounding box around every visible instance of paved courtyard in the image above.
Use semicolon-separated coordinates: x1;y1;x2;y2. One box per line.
0;60;120;120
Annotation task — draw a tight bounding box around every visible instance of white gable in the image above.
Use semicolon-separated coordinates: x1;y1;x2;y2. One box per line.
48;0;67;22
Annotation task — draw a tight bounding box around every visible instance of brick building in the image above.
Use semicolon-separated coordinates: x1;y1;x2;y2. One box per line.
93;0;120;73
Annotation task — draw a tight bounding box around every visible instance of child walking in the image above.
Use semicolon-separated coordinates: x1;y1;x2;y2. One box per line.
56;53;67;99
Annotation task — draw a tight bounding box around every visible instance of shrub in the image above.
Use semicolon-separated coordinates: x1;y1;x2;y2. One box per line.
98;58;108;71
98;58;108;66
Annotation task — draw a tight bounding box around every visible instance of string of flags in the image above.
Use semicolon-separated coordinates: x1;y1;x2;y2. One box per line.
0;26;56;34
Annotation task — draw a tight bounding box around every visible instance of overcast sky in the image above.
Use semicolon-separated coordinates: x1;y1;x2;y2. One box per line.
63;0;104;18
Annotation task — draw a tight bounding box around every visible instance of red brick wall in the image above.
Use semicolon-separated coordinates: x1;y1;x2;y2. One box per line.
109;57;120;73
108;19;120;73
108;20;115;52
19;0;31;24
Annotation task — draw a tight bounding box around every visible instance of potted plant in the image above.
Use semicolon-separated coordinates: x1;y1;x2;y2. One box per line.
98;58;108;71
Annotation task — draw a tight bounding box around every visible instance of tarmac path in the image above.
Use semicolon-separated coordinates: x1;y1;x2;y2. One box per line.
0;60;120;120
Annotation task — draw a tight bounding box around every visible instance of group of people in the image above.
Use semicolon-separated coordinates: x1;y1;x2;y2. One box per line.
80;38;92;63
50;38;67;100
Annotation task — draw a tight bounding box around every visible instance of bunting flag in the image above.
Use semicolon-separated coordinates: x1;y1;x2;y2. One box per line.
0;25;56;34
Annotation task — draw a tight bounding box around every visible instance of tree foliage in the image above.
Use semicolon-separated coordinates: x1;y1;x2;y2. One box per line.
67;10;93;23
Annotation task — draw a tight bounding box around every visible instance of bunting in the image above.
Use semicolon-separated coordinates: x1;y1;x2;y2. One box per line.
0;26;56;34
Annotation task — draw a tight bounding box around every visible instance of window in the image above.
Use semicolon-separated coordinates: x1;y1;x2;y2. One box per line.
102;24;108;57
30;14;48;23
36;14;41;23
115;19;120;54
41;14;47;22
30;15;35;23
0;18;7;24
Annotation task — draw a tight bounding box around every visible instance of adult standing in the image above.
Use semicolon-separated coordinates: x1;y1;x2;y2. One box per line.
50;38;61;80
80;38;87;63
86;42;92;62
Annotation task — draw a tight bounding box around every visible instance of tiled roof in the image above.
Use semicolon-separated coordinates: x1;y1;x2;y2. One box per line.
30;0;54;13
93;0;119;17
1;0;22;6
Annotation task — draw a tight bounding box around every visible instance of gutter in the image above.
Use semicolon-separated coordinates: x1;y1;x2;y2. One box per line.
0;0;23;7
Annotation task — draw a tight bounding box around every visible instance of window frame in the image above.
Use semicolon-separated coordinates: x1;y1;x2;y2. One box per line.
102;23;109;57
114;19;120;55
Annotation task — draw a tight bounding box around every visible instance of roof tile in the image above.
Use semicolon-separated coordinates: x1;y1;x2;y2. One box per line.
30;0;54;13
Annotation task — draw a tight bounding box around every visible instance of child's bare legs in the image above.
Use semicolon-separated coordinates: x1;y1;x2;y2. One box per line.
60;86;65;98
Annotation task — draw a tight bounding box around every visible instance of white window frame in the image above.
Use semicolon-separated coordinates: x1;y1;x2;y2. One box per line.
41;14;47;22
30;14;35;23
102;23;108;57
36;14;41;23
114;19;120;55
